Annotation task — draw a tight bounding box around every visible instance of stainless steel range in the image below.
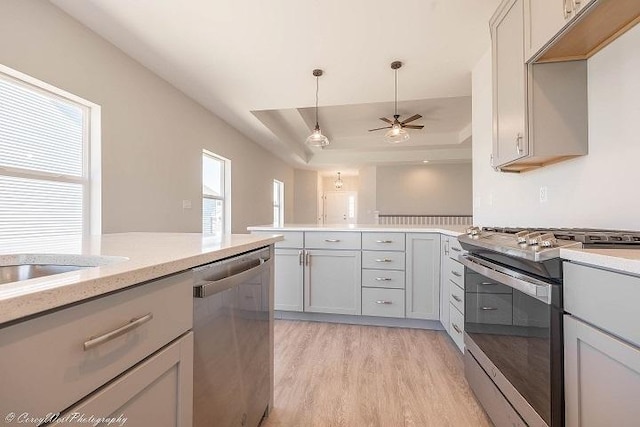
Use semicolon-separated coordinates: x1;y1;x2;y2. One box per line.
458;227;640;427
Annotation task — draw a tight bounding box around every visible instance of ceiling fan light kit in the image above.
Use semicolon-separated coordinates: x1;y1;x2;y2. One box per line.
369;60;424;143
305;69;330;148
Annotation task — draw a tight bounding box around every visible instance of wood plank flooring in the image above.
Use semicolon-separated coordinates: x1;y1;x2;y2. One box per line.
262;320;492;427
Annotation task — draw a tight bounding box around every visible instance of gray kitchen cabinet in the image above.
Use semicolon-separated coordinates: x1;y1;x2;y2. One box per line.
439;237;452;333
490;0;588;172
0;271;193;421
61;332;193;427
564;315;640;427
304;249;362;315
274;248;304;311
406;233;441;320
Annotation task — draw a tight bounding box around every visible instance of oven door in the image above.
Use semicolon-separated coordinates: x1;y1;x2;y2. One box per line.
460;254;563;427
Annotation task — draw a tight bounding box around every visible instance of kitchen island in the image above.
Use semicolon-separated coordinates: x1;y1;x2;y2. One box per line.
0;232;281;427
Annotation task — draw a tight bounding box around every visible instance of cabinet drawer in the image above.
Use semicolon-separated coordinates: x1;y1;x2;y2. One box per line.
362;251;405;270
449;259;464;287
362;232;405;251
449;304;465;353
449;238;464;260
565;262;640;347
450;281;465;313
305;232;361;250
252;231;303;248
466;293;513;325
0;272;193;416
465;272;513;294
362;288;405;318
362;269;405;289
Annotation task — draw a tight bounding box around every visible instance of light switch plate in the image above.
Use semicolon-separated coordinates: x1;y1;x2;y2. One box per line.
182;200;192;209
539;187;548;203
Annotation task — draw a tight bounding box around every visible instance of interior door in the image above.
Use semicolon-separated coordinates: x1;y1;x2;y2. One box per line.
324;191;357;224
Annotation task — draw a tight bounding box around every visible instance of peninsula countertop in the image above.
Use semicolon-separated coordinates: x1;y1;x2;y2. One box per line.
0;232;282;325
247;223;469;237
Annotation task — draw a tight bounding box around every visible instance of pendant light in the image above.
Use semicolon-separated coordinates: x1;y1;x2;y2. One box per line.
385;61;410;144
305;69;330;147
334;172;344;190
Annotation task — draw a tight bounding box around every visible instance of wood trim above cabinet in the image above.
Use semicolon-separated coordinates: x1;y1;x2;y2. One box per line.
536;0;640;63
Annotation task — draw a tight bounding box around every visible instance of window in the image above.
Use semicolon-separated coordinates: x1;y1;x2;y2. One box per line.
202;150;230;235
273;180;284;227
0;65;100;252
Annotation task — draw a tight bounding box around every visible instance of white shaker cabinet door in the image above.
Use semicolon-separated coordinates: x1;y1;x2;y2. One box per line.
439;237;451;333
564;316;640;427
274;248;304;312
62;332;193;427
304;249;361;316
524;0;570;61
406;233;441;320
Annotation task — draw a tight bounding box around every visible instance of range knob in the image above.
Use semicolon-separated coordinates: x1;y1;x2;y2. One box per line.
538;233;558;247
526;232;544;246
466;226;481;236
515;230;531;244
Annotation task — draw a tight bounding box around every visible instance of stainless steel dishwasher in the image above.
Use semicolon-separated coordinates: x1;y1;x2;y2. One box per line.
192;246;273;427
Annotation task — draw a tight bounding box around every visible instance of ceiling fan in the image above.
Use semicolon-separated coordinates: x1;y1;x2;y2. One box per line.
369;61;424;143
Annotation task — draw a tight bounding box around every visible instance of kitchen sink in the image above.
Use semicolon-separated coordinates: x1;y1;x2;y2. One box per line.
0;264;88;285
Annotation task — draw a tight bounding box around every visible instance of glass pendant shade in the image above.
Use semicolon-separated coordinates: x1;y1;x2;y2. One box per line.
384;124;410;144
334;172;343;189
305;124;330;147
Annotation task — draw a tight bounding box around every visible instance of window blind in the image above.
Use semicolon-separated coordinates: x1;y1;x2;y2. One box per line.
0;72;88;246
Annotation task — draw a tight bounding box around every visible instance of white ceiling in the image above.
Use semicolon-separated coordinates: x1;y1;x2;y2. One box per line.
51;0;500;170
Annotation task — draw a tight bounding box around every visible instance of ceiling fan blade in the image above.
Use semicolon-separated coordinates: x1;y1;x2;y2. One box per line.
379;117;393;124
368;126;392;132
403;125;424;129
401;114;422;125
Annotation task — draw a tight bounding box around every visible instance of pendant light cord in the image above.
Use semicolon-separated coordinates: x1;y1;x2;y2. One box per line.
315;76;319;127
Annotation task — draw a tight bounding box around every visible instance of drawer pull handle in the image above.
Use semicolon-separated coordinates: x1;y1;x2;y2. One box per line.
375;300;393;305
481;306;498;311
84;313;153;351
375;258;393;263
452;295;462;302
451;271;462;277
480;282;497;286
375;277;392;281
452;323;462;334
451;247;461;252
375;240;393;243
324;239;341;243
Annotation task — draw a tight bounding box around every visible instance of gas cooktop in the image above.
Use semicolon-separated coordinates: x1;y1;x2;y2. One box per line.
459;227;640;262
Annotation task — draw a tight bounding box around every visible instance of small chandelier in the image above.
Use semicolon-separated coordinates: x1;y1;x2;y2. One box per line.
334;172;344;190
305;69;330;147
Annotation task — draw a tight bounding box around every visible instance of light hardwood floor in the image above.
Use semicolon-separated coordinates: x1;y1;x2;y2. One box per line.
262;320;492;427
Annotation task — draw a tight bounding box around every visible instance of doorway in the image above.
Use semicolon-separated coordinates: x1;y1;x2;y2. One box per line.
323;191;357;224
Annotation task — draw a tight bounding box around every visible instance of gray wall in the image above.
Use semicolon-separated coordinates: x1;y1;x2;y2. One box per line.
376;164;473;215
0;0;294;234
293;169;318;223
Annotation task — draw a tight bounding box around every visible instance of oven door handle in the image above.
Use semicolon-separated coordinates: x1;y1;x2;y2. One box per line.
459;254;552;305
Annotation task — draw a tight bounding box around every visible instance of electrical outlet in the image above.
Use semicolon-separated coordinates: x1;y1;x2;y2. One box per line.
182;200;192;209
539;186;548;203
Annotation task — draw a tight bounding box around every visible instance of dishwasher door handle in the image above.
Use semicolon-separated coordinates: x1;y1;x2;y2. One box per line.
194;258;272;298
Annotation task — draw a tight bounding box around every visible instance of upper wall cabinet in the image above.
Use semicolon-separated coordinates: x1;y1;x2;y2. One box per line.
527;0;640;63
490;0;588;172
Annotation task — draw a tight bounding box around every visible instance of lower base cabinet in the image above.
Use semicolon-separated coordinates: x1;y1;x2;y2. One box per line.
274;249;304;311
406;233;441;320
449;304;465;352
305;249;362;315
62;332;193;427
564;315;640;426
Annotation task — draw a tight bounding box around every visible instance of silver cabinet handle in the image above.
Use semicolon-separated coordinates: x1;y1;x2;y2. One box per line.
305;252;310;266
451;247;461;252
564;0;572;19
375;240;393;243
84;313;153;351
452;323;462;334
480;282;497;286
298;250;303;266
375;258;392;263
324;239;340;243
481;306;498;311
444;241;450;256
375;277;392;281
451;271;462;277
452;295;462;302
515;133;524;154
375;300;393;305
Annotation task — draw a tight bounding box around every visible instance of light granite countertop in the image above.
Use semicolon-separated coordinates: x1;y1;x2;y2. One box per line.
560;247;640;276
247;223;468;237
0;232;282;325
